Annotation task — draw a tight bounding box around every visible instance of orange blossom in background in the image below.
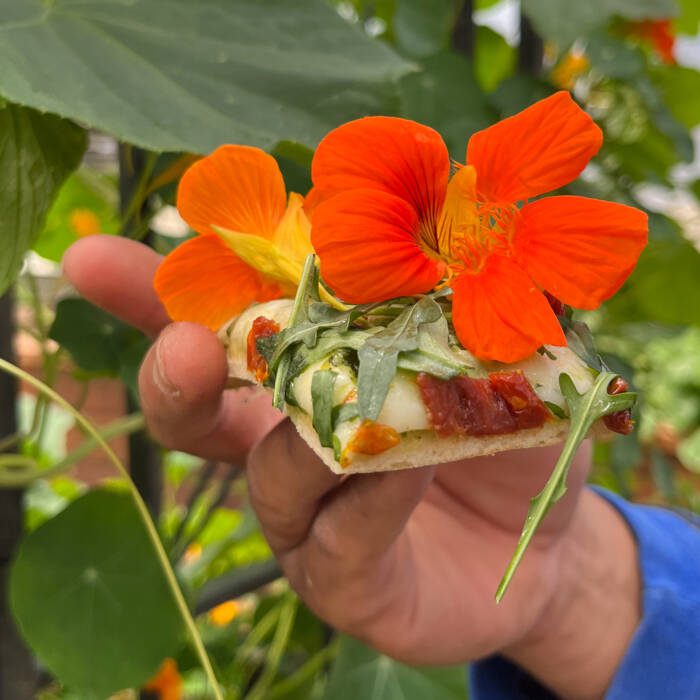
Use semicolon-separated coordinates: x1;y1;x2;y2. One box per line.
310;91;648;362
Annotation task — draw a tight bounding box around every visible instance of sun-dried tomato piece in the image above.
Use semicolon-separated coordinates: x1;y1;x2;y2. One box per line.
417;371;551;438
342;420;400;467
246;316;280;382
488;370;552;429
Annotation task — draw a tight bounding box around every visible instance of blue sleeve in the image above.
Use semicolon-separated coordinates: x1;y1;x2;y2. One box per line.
469;487;700;700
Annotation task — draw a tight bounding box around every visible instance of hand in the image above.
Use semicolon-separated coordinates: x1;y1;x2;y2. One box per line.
64;235;640;699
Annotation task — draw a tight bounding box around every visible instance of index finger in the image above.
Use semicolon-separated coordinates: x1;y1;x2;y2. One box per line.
62;235;171;337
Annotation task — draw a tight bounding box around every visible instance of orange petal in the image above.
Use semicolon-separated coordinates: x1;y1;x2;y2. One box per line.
466;92;602;202
311;116;450;230
312;189;445;303
515;196;648;309
177;145;286;239
451;255;566;362
154;235;281;330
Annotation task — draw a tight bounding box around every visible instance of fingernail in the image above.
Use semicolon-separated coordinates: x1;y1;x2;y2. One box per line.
153;326;182;399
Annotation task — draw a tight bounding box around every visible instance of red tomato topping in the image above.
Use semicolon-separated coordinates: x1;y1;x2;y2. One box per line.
488;371;552;429
246;316;280;382
416;371;550;438
603;376;634;435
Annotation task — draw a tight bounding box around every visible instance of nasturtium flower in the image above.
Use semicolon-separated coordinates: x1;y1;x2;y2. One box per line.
551;51;590;89
143;658;182;700
155;145;313;330
626;19;676;64
310;91;648;363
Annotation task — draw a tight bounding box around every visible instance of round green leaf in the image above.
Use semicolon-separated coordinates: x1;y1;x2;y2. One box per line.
0;0;411;154
0;102;86;294
10;489;185;698
322;636;467;700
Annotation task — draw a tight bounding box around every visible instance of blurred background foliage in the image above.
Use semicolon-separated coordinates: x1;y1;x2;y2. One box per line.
1;0;699;698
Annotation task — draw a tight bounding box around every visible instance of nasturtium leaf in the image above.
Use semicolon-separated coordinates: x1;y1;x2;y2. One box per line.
393;0;456;58
475;26;516;93
49;298;149;379
0;0;411;154
606;237;700;327
523;0;678;46
676;0;700;34
33;167;120;262
651;65;700;129
322;636;468;700
489;74;553;118
399;51;493;157
0;103;86;294
10;489;185;699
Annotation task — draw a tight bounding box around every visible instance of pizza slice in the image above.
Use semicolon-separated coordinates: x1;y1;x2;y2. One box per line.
220;261;632;475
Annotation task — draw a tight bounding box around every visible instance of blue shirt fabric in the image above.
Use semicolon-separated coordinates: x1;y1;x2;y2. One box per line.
469;488;700;699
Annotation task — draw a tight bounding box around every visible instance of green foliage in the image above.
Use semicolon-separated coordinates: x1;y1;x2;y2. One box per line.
523;0;678;46
10;489;185;698
49;299;149;399
651;65;700;129
0;103;85;294
474;26;516;93
0;0;411;154
393;0;456;57
606;236;700;327
33;168;120;262
322;636;468;699
399;51;493;156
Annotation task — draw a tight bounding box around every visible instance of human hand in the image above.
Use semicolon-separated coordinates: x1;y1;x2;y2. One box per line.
64;235;639;699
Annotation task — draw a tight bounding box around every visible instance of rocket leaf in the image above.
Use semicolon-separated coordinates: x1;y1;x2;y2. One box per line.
495;371;636;602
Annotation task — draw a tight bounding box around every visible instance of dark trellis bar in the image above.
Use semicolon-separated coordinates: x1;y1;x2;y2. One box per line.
0;291;38;698
452;0;475;56
118;145;163;518
518;13;544;74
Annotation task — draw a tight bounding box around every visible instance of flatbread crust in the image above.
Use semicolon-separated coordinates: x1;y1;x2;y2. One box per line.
219;300;607;474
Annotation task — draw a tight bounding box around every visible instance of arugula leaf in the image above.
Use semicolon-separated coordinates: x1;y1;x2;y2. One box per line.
357;297;443;421
495;371;636;602
543;401;567;419
272;255;317;409
332;402;360;427
560;317;607;372
311;370;337;448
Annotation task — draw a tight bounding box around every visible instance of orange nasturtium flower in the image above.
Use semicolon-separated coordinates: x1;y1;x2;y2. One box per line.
143;658;182;700
551;51;590;90
154;146;313;330
626;19;676;64
310;91;648;363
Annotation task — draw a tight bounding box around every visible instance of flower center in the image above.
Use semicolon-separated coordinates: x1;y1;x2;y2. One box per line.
447;200;519;275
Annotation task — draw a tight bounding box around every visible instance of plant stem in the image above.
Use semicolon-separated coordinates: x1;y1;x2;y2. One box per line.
0;359;223;700
0;413;145;487
267;637;339;699
245;594;298;700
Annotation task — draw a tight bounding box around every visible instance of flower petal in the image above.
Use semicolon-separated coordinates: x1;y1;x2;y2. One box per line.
451;255;566;362
312;189;445;303
177;145;286;239
311;116;450;231
515;196;648;309
154;235;281;330
436;164;478;258
466;91;603;202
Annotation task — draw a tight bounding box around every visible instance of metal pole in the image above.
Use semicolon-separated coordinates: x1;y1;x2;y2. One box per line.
0;290;38;698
